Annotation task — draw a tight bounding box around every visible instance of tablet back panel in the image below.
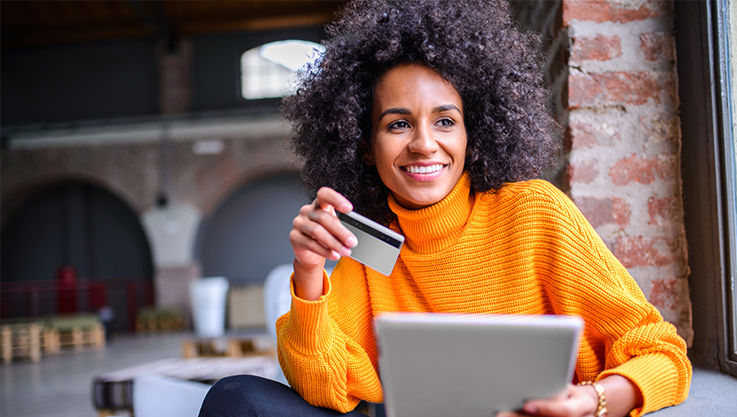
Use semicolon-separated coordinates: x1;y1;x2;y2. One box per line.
375;313;583;417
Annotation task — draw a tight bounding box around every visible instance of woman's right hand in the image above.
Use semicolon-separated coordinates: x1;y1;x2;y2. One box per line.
289;187;358;301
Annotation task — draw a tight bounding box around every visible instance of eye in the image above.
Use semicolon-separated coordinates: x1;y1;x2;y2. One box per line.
437;118;455;127
388;120;410;130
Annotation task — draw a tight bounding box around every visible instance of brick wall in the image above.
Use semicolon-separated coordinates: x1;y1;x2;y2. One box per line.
158;39;193;115
563;0;692;343
1;129;297;220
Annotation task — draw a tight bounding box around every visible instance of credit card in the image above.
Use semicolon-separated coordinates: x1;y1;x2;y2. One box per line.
338;211;405;276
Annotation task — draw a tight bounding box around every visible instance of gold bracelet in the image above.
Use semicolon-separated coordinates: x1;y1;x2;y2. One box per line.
578;380;608;417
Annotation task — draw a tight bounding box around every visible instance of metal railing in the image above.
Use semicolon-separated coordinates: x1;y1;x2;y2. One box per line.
0;278;154;333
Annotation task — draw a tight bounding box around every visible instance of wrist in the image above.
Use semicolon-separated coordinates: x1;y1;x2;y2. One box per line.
292;259;325;301
578;381;608;417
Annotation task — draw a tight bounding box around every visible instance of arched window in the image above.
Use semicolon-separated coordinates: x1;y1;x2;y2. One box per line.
240;39;324;100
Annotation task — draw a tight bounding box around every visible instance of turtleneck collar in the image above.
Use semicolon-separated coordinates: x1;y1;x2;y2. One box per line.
388;172;475;254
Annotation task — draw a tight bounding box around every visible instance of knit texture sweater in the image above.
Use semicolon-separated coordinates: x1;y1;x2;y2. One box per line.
276;173;691;416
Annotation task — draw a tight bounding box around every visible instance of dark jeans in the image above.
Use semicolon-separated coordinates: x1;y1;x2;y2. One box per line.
198;374;377;417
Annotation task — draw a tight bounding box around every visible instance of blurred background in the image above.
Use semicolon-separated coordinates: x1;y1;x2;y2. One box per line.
1;0;353;335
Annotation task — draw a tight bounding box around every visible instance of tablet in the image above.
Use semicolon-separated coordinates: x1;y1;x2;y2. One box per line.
374;313;583;417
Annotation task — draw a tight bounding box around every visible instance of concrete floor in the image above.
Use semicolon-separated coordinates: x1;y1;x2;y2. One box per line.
0;332;193;417
1;331;736;417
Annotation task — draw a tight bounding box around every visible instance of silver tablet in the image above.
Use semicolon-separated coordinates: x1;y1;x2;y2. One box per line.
338;211;404;276
374;313;583;417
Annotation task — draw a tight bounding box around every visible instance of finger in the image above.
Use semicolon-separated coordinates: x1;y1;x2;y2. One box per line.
496;412;530;417
290;229;341;261
308;206;358;249
315;187;353;213
294;211;352;257
522;393;593;417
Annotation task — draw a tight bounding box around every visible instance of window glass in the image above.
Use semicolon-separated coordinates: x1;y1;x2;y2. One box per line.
240;40;324;100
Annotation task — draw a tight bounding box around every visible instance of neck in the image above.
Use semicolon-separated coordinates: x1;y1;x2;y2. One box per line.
388;173;474;253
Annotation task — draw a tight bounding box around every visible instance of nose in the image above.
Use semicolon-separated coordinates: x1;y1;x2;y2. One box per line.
408;124;439;155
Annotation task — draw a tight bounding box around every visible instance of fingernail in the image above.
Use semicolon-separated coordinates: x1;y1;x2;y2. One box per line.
523;404;538;414
340;203;353;213
346;235;358;248
331;250;341;260
341;247;352;257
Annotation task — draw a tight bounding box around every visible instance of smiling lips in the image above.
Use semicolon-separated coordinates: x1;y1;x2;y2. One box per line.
400;163;447;181
402;163;445;174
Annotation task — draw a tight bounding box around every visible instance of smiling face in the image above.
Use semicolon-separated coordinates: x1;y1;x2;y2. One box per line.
369;63;468;210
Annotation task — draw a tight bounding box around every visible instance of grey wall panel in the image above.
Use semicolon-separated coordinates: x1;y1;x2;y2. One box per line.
196;173;331;285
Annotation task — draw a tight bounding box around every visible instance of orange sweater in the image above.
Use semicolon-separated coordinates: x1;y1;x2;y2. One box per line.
276;174;691;416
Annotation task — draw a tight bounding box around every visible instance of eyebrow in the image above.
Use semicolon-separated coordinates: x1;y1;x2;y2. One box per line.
377;104;462;122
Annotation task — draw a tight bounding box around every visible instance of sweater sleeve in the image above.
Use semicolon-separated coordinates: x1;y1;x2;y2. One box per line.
525;181;692;417
570;256;691;417
275;259;383;413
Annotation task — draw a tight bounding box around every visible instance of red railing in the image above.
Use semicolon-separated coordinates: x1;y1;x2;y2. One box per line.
0;278;154;333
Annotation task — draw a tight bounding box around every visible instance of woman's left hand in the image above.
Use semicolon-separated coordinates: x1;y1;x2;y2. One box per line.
496;384;598;417
497;374;641;417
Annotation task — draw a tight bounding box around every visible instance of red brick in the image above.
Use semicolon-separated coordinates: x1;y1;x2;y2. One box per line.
615;236;675;268
640;113;679;145
609;153;665;186
569;121;599;149
575;196;630;229
569;71;671;108
640;32;674;62
158;40;192;114
575;197;613;228
569;121;621;149
648;196;676;226
563;0;668;25
612;197;631;228
571;35;622;62
649;278;684;310
567;160;599;184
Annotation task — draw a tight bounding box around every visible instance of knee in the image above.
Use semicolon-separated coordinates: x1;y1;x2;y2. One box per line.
199;375;265;416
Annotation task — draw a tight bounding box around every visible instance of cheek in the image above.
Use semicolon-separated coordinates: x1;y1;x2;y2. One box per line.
371;139;395;168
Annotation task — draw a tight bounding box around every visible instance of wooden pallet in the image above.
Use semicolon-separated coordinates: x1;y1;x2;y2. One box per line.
136;308;185;333
1;323;41;364
182;335;274;359
45;315;105;351
42;327;60;354
56;324;105;351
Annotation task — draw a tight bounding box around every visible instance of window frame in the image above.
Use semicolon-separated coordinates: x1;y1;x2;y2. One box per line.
675;0;737;375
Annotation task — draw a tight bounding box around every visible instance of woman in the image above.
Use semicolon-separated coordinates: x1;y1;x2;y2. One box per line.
200;1;691;416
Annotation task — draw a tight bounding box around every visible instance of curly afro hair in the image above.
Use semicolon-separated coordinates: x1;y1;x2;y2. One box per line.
282;0;561;225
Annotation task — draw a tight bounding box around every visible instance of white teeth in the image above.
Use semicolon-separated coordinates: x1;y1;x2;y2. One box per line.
405;164;443;174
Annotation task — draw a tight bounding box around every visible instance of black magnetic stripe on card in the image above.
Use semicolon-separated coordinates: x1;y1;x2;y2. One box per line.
338;212;403;249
